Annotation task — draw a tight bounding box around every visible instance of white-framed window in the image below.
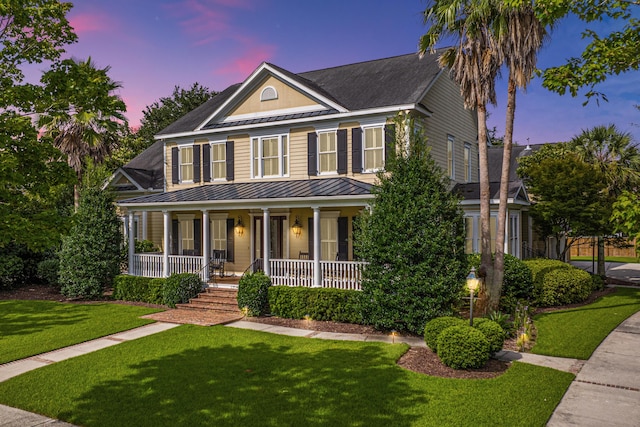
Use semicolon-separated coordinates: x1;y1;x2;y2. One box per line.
464;143;471;182
210;215;227;252
251;134;289;178
509;214;520;258
211;142;226;180
463;214;497;254
179;146;194;182
260;86;278;101
363;126;384;171
318;131;337;174
447;135;455;179
178;215;194;253
320;217;338;261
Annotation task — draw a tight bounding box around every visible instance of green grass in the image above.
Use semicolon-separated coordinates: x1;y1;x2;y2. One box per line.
0;300;161;364
570;255;639;263
0;325;573;427
533;287;640;359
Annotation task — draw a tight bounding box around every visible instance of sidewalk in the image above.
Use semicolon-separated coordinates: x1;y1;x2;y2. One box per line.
1;305;639;426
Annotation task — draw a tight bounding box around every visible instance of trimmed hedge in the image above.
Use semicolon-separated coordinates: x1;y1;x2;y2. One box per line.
113;274;201;307
163;273;203;308
437;325;490;369
237;272;271;316
268;286;363;324
113;276;153;302
473;318;506;354
423;316;466;351
524;259;592;306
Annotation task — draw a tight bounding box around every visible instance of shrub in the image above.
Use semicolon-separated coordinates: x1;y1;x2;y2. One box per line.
162;273;203;308
237;272;271;316
0;255;25;289
113;275;152;301
423;316;466;351
135;239;158;253
437;325;490;369
268;286;363;324
591;274;605;292
525;259;592;306
37;258;60;287
148;278;165;304
473;318;506;354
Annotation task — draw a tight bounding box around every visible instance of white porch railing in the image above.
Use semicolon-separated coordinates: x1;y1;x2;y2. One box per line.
130;254;205;280
269;259;365;290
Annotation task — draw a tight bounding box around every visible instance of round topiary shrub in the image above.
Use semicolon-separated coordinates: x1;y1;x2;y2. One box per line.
436;325;490;369
237;271;272;316
525;259;592;306
473;318;506;354
423;316;466;351
162;273;203;308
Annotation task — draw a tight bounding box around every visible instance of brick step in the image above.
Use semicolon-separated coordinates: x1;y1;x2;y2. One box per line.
192;294;237;304
176;301;242;312
203;288;238;296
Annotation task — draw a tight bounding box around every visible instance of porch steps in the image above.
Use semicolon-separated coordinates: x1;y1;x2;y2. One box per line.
176;288;242;314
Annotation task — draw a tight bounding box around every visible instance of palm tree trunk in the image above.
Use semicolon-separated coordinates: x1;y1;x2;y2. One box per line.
477;103;493;305
491;77;517;309
74;184;80;212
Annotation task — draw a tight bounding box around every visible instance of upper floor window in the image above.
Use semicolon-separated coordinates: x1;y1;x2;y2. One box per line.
180;146;194;182
318;131;337;174
252;134;289;178
447;135;455;179
260;86;278;101
464;143;471;182
211;142;226;180
363;126;384;171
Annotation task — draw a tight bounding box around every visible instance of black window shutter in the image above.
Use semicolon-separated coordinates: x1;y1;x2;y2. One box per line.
384;124;395;165
308;217;314;258
202;144;211;182
352;128;362;173
171;219;179;254
351;216;359;260
226;141;234;181
337;129;347;174
307;132;317;176
337;217;348;261
171;147;179;184
194;218;202;256
193;144;201;183
226;218;235;262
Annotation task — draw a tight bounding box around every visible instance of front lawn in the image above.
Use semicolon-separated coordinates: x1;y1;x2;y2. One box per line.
0;300;161;364
533;287;640;359
0;325;573;426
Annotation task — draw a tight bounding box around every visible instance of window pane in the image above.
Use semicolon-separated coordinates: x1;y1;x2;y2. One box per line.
252;139;259;177
320;218;337;261
464;145;470;182
282;135;288;176
319;132;336;173
181;147;193;181
465;217;474;254
264;158;278;176
181;220;194;251
211;219;227;251
212;143;226;179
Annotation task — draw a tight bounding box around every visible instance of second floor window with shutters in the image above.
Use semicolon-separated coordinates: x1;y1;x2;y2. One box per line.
318;131;337;173
363;126;384;171
211;142;226;180
252;134;289;178
180;146;193;182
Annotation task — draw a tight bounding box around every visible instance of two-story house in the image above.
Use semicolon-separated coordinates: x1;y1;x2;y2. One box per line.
111;50;531;288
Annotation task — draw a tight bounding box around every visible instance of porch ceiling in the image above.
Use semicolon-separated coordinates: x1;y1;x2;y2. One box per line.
118;177;374;209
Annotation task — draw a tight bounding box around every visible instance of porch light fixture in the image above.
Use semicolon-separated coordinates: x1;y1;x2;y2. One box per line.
292;216;303;238
466;267;480;326
235;216;244;237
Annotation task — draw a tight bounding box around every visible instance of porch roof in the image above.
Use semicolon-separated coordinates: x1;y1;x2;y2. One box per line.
118;177;374;209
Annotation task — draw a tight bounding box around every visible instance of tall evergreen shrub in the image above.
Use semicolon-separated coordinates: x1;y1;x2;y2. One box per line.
58;186;122;298
354;117;467;334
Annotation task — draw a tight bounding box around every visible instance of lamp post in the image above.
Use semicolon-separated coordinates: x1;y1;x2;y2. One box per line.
466;267;479;326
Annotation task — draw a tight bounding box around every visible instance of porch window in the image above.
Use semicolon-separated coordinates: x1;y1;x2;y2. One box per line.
211;218;227;252
318;131;337;173
211;142;226;180
321;217;338;261
363;126;384;171
447;135;455;179
463;214;497;254
464;143;471;182
509;214;520;257
180;146;194;182
252;134;289;178
180;219;194;253
464;216;475;253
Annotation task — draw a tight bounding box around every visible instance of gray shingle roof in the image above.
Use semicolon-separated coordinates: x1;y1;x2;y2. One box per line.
118;139;164;190
156;50;446;136
119;177;373;205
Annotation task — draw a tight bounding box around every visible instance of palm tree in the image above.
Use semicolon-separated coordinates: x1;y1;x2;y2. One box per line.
492;3;548;308
39;57;127;208
570;124;640;275
420;0;502;305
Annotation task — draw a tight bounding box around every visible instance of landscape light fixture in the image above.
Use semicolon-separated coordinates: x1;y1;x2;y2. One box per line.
466;267;480;326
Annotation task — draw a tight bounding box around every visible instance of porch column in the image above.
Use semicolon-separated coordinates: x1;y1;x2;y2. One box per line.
263;208;270;276
141;211;148;240
163;210;170;278
128;211;135;274
313;206;321;287
202;209;210;283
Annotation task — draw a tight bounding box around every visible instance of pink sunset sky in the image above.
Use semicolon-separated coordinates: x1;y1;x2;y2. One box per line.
60;0;639;145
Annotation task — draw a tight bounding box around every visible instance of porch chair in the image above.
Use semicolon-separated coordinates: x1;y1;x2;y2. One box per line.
182;249;195;256
298;251;309;260
209;249;226;278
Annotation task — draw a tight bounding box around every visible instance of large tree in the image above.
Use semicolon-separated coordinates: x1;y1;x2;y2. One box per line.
38;57;127;208
0;1;78;250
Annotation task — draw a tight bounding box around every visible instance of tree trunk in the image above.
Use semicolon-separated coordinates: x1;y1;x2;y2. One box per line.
477;103;493;310
74;184;80;212
597;236;605;277
491;78;517;310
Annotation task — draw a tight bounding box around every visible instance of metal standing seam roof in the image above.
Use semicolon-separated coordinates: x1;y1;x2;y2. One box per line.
118;177;374;206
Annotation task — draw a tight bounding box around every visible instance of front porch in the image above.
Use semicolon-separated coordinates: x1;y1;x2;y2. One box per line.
128;254;366;290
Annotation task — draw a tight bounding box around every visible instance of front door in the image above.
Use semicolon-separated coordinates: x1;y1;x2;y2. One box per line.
253;216;285;260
